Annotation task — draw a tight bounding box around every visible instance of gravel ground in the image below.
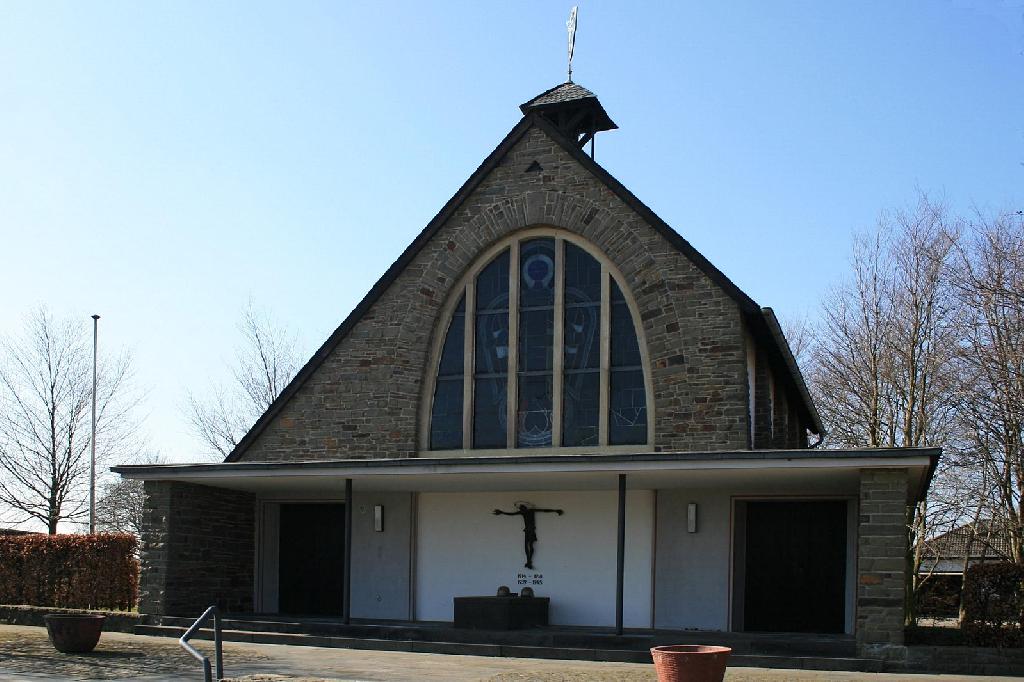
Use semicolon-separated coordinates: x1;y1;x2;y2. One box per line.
0;625;268;680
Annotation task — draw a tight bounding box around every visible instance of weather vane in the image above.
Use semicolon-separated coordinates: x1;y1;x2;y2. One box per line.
567;6;578;83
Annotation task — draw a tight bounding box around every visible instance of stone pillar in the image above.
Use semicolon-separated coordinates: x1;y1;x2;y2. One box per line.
139;480;255;616
138;481;171;615
857;468;909;658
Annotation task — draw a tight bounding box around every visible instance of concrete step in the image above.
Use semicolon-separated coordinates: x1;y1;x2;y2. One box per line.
134;624;879;671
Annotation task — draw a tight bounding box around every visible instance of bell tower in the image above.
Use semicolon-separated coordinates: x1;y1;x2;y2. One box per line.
520;83;617;159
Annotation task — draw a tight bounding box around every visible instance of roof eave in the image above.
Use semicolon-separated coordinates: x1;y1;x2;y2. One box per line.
115;447;942;480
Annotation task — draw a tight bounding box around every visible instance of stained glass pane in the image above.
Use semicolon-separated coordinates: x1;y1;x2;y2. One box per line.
474;377;507;448
517;374;552;447
475;251;510;375
519;239;555;309
430;378;463;449
476;313;509;374
610;368;647;445
474;251;510;448
563;370;599;446
610;280;642;368
437;298;465;377
610;278;626;302
563;244;600;372
477;251;510;313
519;308;553;372
564;303;599;371
564;243;601;303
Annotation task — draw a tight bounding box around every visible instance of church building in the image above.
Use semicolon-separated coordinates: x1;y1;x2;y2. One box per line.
115;82;938;658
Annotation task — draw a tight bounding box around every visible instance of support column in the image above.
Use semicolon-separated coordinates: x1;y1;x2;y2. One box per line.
615;473;626;635
343;478;353;624
857;468;909;658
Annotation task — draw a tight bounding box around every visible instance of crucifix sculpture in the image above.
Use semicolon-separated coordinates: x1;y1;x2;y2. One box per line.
493;503;564;569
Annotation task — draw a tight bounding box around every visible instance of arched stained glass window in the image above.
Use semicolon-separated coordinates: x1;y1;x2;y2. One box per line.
427;232;649;451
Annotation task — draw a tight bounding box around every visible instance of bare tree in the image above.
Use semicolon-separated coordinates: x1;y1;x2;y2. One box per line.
780;314;814;368
0;308;142;534
95;479;145;537
809;195;963;623
948;210;1024;564
187;302;301;459
812;196;960;448
96;453;164;537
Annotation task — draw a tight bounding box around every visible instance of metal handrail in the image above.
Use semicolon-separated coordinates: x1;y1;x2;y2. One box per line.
179;605;223;682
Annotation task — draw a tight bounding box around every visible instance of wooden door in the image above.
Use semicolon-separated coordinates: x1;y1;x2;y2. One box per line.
278;503;345;616
743;500;848;633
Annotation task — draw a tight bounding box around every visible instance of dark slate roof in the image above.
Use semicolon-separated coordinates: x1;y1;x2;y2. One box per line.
519;82;618;134
520;82;599;111
922;520;1014;560
221;105;823;463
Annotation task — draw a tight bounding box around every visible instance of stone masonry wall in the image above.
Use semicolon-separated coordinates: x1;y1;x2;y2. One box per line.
770;378;791;449
752;347;772;449
857;468;910;655
139;481;255;616
239;123;752;462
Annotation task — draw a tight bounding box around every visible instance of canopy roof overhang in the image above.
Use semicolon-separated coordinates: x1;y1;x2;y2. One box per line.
113;448;939;501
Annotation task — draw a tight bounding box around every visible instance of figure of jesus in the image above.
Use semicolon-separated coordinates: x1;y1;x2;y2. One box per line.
493;503;563;569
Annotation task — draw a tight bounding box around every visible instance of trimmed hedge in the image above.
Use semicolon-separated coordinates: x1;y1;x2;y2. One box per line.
0;533;138;610
963;562;1024;647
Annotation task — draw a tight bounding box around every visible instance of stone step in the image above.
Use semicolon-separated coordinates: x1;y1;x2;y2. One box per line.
151;616;855;657
153;617;655;650
134;624;878;671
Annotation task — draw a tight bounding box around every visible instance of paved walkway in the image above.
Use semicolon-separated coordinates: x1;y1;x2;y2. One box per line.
0;624;1017;682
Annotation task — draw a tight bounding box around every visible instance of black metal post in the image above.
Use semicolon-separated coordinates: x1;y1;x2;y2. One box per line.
615;473;626;635
343;477;353;624
213;608;223;681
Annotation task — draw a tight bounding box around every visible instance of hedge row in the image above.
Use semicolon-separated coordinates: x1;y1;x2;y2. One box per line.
0;533;138;610
962;562;1024;648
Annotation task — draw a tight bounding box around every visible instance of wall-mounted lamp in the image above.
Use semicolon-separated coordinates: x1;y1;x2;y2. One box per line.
374;505;384;532
687;502;698;533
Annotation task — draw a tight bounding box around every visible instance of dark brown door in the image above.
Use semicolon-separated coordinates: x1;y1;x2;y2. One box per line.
278;503;345;616
743;500;847;633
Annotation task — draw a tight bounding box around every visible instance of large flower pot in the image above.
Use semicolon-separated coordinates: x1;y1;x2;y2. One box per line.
43;614;106;653
650;645;731;682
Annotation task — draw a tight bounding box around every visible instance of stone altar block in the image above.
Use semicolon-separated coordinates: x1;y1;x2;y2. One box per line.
453;596;550;630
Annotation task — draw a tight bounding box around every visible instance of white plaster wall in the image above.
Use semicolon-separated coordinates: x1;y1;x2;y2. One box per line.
655;489;732;630
415;490;653;627
350;492;413;620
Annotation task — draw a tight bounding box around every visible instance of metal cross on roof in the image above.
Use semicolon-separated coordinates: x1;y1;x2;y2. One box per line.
567;6;578;83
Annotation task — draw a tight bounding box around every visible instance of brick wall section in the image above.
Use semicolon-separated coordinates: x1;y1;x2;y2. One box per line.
139;481;255;616
239;124;754;462
857;468;910;653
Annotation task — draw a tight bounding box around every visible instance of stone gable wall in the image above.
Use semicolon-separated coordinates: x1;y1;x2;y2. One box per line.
239;124;752;462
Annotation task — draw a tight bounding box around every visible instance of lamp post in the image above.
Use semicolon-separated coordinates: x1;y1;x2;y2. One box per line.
90;314;99;534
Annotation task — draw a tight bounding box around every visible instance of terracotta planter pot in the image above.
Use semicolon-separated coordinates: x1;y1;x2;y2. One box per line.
650;644;731;682
43;614;106;653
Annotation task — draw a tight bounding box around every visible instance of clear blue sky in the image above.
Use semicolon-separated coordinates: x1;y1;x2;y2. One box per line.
1;1;1021;464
